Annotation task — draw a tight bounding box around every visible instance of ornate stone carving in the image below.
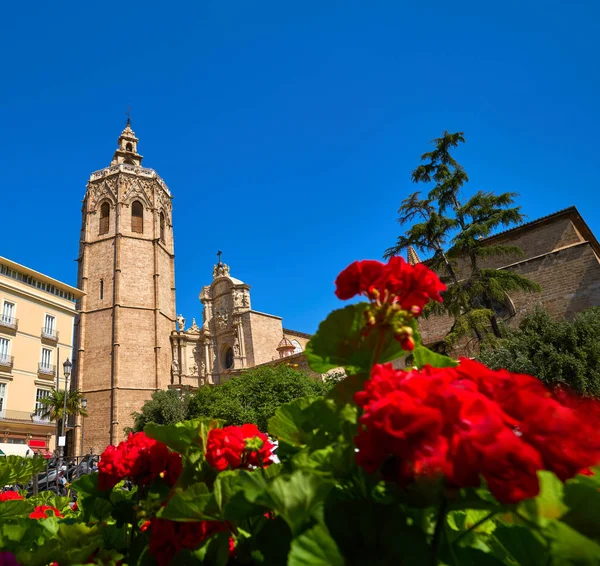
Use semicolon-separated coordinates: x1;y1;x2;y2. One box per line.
213;263;230;279
171;358;179;375
187;318;200;333
242;292;249;307
88;177;118;210
176;314;186;331
215;308;229;330
122;177;153;207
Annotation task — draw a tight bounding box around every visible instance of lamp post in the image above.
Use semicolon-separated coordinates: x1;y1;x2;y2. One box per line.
57;358;72;473
80;398;87;457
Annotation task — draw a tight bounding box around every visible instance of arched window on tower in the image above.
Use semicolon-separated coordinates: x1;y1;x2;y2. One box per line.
131;201;144;233
160;212;166;243
126;142;133;152
99;203;110;235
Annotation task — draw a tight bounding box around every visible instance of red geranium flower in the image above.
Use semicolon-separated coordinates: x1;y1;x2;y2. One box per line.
206;424;275;471
29;505;64;519
0;491;23;502
354;359;600;504
98;432;182;491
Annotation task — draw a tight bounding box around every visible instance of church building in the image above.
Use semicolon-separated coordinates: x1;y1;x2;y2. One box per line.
72;123;309;453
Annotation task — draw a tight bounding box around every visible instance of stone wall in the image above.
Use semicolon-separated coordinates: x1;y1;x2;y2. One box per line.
246;311;284;366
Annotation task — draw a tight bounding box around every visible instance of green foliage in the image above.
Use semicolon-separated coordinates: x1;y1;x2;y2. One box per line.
131;388;189;432
0;455;46;486
478;307;600;397
384;131;541;347
34;388;87;431
186;365;333;432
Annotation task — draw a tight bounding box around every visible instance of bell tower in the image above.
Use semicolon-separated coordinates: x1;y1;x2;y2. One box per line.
72;121;176;452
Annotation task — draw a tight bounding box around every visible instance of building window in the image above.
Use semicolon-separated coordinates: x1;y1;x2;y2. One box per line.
0;383;6;417
43;314;56;337
223;347;234;370
291;339;303;354
1;301;15;326
35;389;50;418
126;142;133;151
131;201;144;233
159;212;166;243
100;279;104;301
40;348;52;371
0;338;10;363
99;203;110;235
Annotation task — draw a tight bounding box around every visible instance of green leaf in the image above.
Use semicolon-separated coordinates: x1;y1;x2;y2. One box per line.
305;304;409;374
561;478;600;542
288;524;344;566
546;521;600;565
158;483;218;521
268;397;319;445
492;525;549;566
451;547;506;566
325;499;431;566
70;472;102;498
412;344;458;369
264;470;335;536
144;418;222;455
0;500;32;518
0;456;46;486
518;471;568;525
192;531;231;566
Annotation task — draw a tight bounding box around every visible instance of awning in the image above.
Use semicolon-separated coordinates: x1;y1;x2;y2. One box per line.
0;443;34;457
29;440;46;449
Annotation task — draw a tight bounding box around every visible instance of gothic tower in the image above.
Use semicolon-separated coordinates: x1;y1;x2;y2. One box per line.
72;121;176;453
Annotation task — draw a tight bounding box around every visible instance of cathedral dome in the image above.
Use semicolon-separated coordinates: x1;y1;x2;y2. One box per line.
276;335;296;358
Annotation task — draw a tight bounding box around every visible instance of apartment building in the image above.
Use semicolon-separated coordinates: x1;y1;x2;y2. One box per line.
0;256;83;454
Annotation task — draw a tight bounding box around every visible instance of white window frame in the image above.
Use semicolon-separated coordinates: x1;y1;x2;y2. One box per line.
43;314;56;335
0;337;10;361
1;300;15;324
34;388;51;421
40;347;53;370
0;382;6;417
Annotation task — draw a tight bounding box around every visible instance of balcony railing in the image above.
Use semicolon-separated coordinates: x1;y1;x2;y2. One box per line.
0;409;52;424
0;355;14;369
41;327;59;341
0;315;18;331
38;363;56;376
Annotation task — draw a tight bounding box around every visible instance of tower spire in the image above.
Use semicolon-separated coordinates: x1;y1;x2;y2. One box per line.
111;118;143;166
407;246;421;266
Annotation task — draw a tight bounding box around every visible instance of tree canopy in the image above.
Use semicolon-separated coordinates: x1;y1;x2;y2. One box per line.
131;365;333;433
384;131;540;348
35;388;87;429
478;307;600;397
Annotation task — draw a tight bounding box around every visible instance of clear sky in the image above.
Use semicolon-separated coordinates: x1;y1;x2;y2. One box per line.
1;1;599;334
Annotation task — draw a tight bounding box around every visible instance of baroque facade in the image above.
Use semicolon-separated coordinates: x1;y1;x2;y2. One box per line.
170;260;310;389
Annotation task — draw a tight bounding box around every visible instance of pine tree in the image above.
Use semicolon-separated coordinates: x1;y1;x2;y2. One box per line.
385;131;541;348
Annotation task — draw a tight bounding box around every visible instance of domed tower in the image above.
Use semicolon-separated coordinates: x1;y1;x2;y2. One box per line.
276;335;296;358
72;121;176;453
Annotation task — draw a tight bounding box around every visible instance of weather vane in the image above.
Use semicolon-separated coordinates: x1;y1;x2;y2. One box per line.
126;105;131;126
217;250;223;264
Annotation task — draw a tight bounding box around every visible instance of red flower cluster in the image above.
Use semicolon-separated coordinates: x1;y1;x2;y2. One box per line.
354;359;600;504
29;505;64;519
148;518;228;566
335;258;445;351
0;491;23;502
206;424;274;471
98;432;182;491
335;257;446;311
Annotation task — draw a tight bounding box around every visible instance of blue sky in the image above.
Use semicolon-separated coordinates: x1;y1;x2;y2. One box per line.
1;1;599;333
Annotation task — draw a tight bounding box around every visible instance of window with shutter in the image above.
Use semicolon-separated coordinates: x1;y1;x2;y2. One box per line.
99;203;110;235
131;201;144;233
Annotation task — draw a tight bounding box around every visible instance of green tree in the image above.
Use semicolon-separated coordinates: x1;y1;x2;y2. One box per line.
35;388;87;434
478;307;600;397
384;130;540;347
186;365;333;431
130;389;189;433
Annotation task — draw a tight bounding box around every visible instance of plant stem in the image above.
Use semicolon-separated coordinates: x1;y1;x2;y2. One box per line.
370;329;387;368
431;498;448;566
452;510;498;545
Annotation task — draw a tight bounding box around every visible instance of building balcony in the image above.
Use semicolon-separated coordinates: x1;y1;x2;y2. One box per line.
38;363;56;377
41;327;59;342
0;355;14;370
0;315;18;331
0;409;52;425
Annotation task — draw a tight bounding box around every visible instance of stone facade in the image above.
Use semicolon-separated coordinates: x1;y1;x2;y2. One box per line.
418;207;600;351
170;262;311;386
72;122;176;453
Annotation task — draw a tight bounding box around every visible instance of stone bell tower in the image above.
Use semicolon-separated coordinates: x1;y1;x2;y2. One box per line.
72;120;176;453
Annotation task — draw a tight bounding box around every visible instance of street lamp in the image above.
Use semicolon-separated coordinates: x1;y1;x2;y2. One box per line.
57;358;72;473
80;398;87;457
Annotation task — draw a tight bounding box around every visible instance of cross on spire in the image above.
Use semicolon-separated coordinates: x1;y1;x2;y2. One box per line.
217;250;223;263
126;105;131;126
